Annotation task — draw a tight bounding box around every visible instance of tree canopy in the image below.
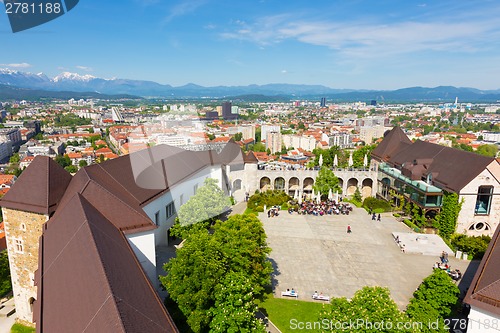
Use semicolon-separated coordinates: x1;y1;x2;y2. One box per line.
161;214;271;333
411;269;460;318
319;286;412;333
177;178;231;227
313;167;342;196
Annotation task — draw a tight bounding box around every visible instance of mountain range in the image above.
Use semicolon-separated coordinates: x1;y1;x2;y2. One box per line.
1;68;500;102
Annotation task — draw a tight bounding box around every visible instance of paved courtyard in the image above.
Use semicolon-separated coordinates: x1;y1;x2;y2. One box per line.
260;207;478;309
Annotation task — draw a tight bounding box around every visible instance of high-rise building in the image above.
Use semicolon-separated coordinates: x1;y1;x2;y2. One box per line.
266;131;282;154
222;102;237;120
320;98;326;107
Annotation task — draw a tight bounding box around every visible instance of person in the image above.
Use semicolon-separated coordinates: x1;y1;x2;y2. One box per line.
268;210;271;218
401;244;405;253
347;225;352;233
291;288;296;295
372;213;376;220
313;291;318;298
444;252;449;263
377;214;381;222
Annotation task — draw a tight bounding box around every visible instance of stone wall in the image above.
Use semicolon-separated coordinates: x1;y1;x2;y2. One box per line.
2;208;48;324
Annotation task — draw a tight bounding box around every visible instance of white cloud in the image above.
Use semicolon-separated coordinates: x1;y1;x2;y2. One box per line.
281;70;287;74
221;13;500;60
164;0;208;23
0;62;32;68
76;65;93;72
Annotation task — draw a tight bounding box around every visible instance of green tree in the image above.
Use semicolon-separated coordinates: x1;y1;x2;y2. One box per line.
353;187;362;203
177;178;231;227
9;153;20;165
162;214;272;333
208;272;266;333
406;298;448;333
0;251;12;296
251;142;266;152
412;269;460;318
435;193;462;239
55;154;71;168
476;144;498;157
313;167;341;196
64;165;78;173
78;160;88;168
320;286;412;332
233;132;243;142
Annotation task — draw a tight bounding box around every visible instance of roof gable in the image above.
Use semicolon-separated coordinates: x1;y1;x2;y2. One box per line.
371;127;412;162
0;156;72;214
35;194;177;332
465;224;500;316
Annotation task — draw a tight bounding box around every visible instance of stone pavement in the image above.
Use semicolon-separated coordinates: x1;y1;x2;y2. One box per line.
261;208;477;310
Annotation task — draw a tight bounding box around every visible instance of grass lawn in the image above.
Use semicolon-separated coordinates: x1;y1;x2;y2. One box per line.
11;323;35;333
258;295;326;333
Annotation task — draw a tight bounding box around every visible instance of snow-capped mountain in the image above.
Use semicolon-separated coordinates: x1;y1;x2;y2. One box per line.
0;68;50;87
52;72;96;82
1;68;500;101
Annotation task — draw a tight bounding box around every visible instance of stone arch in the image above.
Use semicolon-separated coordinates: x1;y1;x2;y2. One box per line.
361;178;373;198
274;177;285;191
303;177;314;192
232;179;242;192
424;209;439;220
28;297;35;313
338;178;344;192
288;177;300;195
260;177;271;191
346;178;359;196
380;177;391;198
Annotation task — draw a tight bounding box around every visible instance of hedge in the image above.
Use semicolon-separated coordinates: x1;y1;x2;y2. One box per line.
362;197;392;212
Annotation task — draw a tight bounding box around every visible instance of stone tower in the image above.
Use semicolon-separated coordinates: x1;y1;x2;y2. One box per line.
0;156;71;325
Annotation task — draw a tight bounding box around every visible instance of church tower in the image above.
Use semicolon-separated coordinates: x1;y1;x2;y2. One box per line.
0;156;71;325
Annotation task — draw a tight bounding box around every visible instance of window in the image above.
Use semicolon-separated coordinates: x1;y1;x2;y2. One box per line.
20;223;26;231
154;211;160;226
166;202;176;219
475;186;493;215
14;238;23;253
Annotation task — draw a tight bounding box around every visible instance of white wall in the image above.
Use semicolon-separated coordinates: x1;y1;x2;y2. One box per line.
126;230;157;287
458;161;500;236
468;307;500;332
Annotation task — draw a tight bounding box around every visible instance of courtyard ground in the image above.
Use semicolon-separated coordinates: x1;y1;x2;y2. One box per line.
259;207;478;310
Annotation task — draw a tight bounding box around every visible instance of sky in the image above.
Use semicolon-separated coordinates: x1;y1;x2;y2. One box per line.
1;0;500;90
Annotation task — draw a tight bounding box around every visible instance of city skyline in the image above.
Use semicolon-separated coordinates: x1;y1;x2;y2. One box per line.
1;0;500;90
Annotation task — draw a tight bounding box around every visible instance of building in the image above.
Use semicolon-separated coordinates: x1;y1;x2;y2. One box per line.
261;125;281;144
372;127;500;236
320;98;326;107
323;132;353;149
222;101;237;120
359;125;389;144
0;128;21;146
1;142;243;330
464;224;500;332
282;134;317;152
266;131;282;154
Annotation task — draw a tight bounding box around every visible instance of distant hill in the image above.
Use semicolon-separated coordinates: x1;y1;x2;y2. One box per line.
0;84;141;101
1;68;500;102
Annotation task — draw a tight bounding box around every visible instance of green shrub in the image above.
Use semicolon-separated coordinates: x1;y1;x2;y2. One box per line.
247;190;291;211
403;219;420;232
280;202;289;210
373;208;385;214
11;323;35;333
255;206;264;212
393;213;401;218
362;197;392;212
450;234;491;259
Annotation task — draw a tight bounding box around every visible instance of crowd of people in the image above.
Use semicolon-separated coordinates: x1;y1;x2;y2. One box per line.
288;199;353;216
433;251;462;281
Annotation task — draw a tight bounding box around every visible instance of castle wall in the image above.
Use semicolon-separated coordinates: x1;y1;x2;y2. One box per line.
2;208;48;325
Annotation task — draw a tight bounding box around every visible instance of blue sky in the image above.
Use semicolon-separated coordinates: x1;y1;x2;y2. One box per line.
1;0;500;89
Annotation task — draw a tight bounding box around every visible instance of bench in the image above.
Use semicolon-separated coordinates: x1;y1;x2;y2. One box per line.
281;291;298;298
